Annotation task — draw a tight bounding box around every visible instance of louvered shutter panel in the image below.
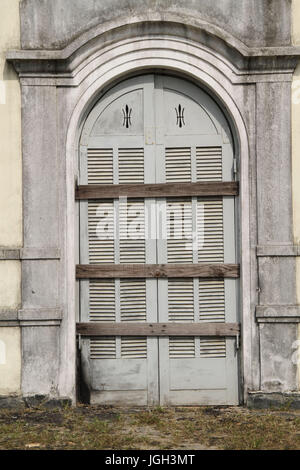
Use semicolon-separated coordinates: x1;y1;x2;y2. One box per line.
120;279;147;322
87;148;114;184
167;199;193;263
118;148;144;183
168;280;194;322
164;146;226;360
165;148;191;182
88;201;115;263
89;280;116;322
90;337;116;359
199;280;225;322
89;281;116;359
168;279;195;359
169;338;195;358
196;148;226;358
166;152;195;357
118;150;147;358
121;337;147;359
87;144;148;360
87;149;115;265
199;338;226;358
197;198;224;262
196;147;222;181
87;148;116;358
119;200;145;263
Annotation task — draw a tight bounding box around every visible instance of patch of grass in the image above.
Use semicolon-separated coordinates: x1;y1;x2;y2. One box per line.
134;411;163;426
0;405;299;450
154;406;167;414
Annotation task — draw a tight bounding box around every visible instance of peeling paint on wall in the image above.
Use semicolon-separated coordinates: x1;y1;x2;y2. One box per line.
0;1;22;247
0;329;21;396
0;0;21;397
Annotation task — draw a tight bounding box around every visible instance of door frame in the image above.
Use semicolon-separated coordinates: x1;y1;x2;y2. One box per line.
65;41;251;404
76;73;240;405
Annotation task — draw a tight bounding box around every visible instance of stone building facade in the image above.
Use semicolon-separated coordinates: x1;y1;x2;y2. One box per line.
1;0;300;407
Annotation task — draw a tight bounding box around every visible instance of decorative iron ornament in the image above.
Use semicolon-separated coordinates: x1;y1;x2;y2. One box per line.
175;104;185;128
122;104;132;128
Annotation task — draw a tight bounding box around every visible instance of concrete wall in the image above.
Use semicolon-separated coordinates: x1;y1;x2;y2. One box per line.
292;0;300;389
0;0;22;247
0;329;21;396
20;0;292;49
0;0;22;397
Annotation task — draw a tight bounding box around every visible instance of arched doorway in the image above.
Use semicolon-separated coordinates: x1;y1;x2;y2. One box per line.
77;74;240;405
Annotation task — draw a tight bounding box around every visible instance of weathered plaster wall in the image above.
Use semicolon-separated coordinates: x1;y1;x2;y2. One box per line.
292;0;300;388
292;0;300;45
0;329;21;396
0;0;22;247
0;261;21;309
20;0;292;50
0;0;22;396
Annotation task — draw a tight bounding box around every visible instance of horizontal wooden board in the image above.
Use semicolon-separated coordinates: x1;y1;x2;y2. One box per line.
76;263;240;279
77;322;240;337
75;181;239;199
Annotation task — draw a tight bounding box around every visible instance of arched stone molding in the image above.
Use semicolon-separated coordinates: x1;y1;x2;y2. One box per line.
19;11;270;57
65;37;252;399
10;12;300;60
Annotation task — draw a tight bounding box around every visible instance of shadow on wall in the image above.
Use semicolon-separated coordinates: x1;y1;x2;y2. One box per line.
3;60;18;81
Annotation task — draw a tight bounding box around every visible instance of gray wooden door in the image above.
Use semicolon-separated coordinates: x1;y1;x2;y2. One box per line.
78;74;239;405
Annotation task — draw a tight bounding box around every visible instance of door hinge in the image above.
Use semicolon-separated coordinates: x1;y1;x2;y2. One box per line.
235;333;240;351
77;333;82;351
233;157;237;177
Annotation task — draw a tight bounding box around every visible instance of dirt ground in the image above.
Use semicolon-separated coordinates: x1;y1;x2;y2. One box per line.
0;404;300;450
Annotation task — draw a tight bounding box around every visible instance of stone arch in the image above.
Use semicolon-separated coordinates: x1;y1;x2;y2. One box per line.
65;31;251;402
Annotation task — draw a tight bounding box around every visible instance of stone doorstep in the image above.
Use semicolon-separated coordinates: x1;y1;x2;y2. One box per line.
1;393;300;410
247;392;300;410
0;395;72;409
